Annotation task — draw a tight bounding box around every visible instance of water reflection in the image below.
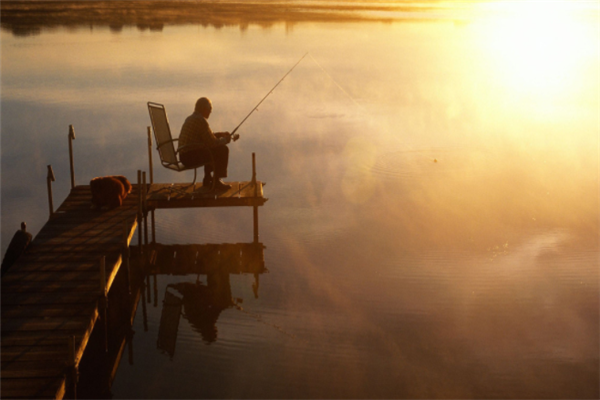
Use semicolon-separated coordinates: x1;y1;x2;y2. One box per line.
0;0;447;37
148;243;266;356
1;3;598;398
76;241;267;397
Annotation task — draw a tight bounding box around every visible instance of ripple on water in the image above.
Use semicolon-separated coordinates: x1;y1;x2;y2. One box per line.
368;147;472;182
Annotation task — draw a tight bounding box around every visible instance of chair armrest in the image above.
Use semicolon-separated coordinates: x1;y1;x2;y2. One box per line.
156;138;178;151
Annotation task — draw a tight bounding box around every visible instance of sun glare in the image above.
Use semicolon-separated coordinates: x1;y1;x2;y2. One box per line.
475;1;596;97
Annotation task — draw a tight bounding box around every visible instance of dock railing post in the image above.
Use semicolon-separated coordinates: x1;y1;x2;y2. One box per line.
123;223;131;296
127;328;135;365
147;127;153;184
146;274;151;304
142;171;149;247
252;153;259;244
151;210;156;244
137;170;143;263
99;256;108;353
68;335;78;399
47;165;56;219
141;280;149;332
147;128;156;244
153;274;158;308
68;125;76;189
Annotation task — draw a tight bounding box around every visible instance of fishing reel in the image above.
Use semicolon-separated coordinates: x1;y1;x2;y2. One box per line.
232;133;240;142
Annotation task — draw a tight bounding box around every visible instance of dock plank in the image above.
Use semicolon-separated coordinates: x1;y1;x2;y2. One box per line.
2;304;95;319
1;377;65;399
1;362;66;379
1;292;98;306
2;346;72;363
2;270;100;284
147;181;267;209
1;280;101;294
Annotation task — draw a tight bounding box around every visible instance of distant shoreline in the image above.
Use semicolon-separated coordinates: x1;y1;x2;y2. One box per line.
0;0;452;36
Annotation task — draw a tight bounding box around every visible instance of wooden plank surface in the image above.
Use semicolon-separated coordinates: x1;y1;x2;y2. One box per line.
1;184;138;400
2;270;101;284
146;181;267;209
1;332;85;348
1;377;65;399
2;303;95;319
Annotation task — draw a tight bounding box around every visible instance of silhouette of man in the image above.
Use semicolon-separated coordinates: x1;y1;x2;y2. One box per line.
178;97;232;190
170;269;234;343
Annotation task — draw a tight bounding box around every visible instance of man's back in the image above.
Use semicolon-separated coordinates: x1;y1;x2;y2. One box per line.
178;112;215;152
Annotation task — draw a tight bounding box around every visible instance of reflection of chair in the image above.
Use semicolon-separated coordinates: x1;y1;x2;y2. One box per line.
147;102;215;191
157;285;183;359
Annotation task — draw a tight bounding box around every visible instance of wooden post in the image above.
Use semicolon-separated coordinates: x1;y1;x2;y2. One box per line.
151;210;156;244
147;127;154;184
137;170;143;262
68;335;78;399
252;153;259;244
68;125;76;189
122;223;131;296
99;256;108;353
153;274;158;308
146;274;151;304
142;172;149;247
141;281;148;332
127;329;134;365
47;165;55;219
99;256;106;295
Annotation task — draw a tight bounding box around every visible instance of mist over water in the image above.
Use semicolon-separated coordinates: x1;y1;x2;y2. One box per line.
1;1;598;398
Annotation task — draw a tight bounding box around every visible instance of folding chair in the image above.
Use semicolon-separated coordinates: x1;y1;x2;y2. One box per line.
147;102;215;192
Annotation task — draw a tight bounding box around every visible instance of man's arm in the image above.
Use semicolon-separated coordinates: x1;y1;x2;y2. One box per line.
214;132;232;145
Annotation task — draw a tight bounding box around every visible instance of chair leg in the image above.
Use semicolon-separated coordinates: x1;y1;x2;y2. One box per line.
209;155;217;192
192;168;197;187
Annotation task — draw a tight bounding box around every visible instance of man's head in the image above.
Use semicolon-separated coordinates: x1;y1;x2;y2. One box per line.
195;97;212;118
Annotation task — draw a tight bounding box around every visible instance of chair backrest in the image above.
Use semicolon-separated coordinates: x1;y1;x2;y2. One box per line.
148;102;179;167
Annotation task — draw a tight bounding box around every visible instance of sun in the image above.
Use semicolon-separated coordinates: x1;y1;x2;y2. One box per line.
474;0;597;96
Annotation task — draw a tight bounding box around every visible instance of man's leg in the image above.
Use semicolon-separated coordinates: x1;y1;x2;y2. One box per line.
211;145;229;179
180;149;213;185
203;163;214;185
210;145;230;190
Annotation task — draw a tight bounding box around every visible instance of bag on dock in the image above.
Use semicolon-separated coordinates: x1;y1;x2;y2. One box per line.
90;175;132;210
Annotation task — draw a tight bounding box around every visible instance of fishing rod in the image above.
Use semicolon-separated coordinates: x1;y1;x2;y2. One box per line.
230;52;308;141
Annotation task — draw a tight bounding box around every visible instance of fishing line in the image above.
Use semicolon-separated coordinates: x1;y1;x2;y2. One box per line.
308;53;367;113
230;51;363;142
309;55;437;163
230;52;309;140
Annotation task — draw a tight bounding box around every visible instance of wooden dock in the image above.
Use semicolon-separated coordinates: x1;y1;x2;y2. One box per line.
146;180;267;209
1;184;139;399
1;177;267;399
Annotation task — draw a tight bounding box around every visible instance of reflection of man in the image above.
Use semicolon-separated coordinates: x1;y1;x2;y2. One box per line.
171;269;234;343
178;97;232;190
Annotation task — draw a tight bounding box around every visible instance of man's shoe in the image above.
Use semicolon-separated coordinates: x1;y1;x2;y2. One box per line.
214;179;232;191
202;177;213;187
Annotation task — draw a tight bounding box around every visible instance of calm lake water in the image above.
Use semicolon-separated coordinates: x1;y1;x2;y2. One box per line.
1;1;599;398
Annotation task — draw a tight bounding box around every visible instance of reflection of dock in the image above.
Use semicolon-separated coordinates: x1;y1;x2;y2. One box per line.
147;242;267;356
145;242;267;275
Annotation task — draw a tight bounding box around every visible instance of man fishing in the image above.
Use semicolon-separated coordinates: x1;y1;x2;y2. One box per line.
177;54;307;192
178;97;232;190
